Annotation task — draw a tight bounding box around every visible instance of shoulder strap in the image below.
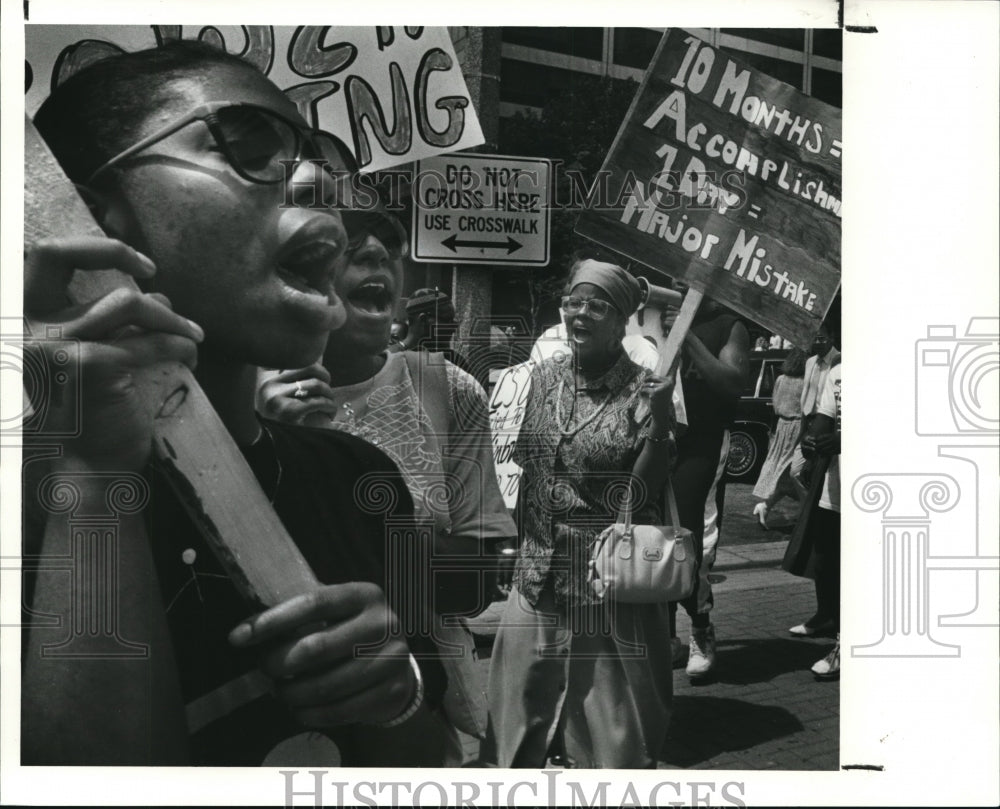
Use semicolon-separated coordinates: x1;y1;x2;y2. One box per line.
618;477;682;530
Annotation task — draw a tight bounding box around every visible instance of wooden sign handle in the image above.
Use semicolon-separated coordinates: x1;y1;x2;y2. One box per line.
636;287;703;424
23;116;319;606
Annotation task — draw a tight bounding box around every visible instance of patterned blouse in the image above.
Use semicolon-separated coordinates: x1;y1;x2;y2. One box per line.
512;351;676;607
318;351;516;543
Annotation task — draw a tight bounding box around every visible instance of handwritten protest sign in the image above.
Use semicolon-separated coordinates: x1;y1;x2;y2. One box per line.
488;362;533;509
576;28;841;348
25;24;484;172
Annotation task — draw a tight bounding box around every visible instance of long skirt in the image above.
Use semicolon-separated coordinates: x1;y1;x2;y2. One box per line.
753;416;801;501
485;584;673;769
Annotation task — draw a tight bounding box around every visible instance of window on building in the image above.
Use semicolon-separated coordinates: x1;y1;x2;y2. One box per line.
611;28;663;70
812;29;843;60
720;47;804;89
500;58;585;107
810;67;842;108
722;28;805;51
502;27;604;61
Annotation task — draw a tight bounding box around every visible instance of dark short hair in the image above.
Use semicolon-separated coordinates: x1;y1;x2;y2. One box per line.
34;40;260;184
406;288;455;321
781;347;807;377
822;293;842;346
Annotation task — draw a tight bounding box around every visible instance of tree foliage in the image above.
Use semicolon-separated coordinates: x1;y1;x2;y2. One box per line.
496;72;640;335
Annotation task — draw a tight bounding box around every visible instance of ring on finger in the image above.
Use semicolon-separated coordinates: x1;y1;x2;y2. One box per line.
293;381;309;399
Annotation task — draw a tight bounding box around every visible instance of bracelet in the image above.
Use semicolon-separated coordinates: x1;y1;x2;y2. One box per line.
374;653;424;727
645;431;673;444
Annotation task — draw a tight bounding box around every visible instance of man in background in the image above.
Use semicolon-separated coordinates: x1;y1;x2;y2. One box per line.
400;288;480;384
662;296;750;680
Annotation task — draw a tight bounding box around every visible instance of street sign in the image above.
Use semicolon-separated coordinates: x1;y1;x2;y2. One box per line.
412;153;551;265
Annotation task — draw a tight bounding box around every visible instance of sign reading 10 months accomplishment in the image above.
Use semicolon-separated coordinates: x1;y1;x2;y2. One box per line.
412;153;551;265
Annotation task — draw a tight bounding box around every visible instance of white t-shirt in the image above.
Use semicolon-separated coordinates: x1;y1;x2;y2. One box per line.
817;364;842;512
303;352;516;540
801;347;841;416
530;321;688;427
530;322;660;369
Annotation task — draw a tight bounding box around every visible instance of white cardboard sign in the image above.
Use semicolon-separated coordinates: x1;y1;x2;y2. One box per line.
25;24;484;172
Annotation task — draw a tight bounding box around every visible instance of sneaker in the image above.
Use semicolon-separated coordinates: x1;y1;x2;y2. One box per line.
753;502;769;529
671;636;686;668
686;625;716;678
789;617;836;637
811;636;840;680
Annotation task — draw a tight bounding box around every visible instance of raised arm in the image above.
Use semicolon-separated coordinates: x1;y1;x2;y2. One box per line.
683;320;750;399
631;372;678;507
21;237;201;764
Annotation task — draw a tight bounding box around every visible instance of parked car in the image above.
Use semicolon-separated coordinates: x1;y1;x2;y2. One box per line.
724;349;790;483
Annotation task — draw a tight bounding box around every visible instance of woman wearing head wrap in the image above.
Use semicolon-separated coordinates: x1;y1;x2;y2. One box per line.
484;259;678;768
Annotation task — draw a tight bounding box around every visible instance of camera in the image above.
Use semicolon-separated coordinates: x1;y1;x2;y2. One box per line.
915;317;999;436
1;319;81;438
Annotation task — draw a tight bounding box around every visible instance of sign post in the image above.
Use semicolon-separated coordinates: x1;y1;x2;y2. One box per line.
412;153;551;266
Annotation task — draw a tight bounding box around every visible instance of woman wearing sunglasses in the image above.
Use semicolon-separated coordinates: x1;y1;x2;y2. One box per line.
23;41;452;766
257;218;518;758
484;258;678;769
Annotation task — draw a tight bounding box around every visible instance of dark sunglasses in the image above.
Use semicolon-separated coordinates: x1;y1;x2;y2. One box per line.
86;101;357;186
343;211;409;261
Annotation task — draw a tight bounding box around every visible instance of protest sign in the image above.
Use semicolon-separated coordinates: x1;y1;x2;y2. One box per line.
412;153;551;265
576;28;841;348
487;361;532;509
24;24;484;172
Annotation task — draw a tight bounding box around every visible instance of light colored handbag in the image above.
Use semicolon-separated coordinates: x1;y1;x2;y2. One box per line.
588;481;696;603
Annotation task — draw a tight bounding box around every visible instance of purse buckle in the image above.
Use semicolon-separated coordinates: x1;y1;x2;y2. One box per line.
617;526;633;560
672;536;687;561
643;547;663;561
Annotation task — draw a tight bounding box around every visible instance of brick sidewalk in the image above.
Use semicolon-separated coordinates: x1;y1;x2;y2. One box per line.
460;539;839;770
663;540;839;770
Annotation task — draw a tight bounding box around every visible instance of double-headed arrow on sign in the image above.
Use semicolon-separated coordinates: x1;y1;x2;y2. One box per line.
442;234;522;255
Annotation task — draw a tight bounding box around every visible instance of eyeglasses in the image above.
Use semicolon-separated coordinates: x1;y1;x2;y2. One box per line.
86;101;357;186
561;296;616;320
343;211;409;261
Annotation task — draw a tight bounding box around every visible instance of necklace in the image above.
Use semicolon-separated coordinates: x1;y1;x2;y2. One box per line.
556;376;612;437
574;353;620;380
329;368;380;433
256;423;283;505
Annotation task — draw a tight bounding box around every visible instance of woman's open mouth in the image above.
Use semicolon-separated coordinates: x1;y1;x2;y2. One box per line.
347;280;393;314
275;216;345;299
277;248;336;297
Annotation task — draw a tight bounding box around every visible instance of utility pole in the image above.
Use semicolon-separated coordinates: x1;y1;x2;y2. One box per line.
449;26;502;353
